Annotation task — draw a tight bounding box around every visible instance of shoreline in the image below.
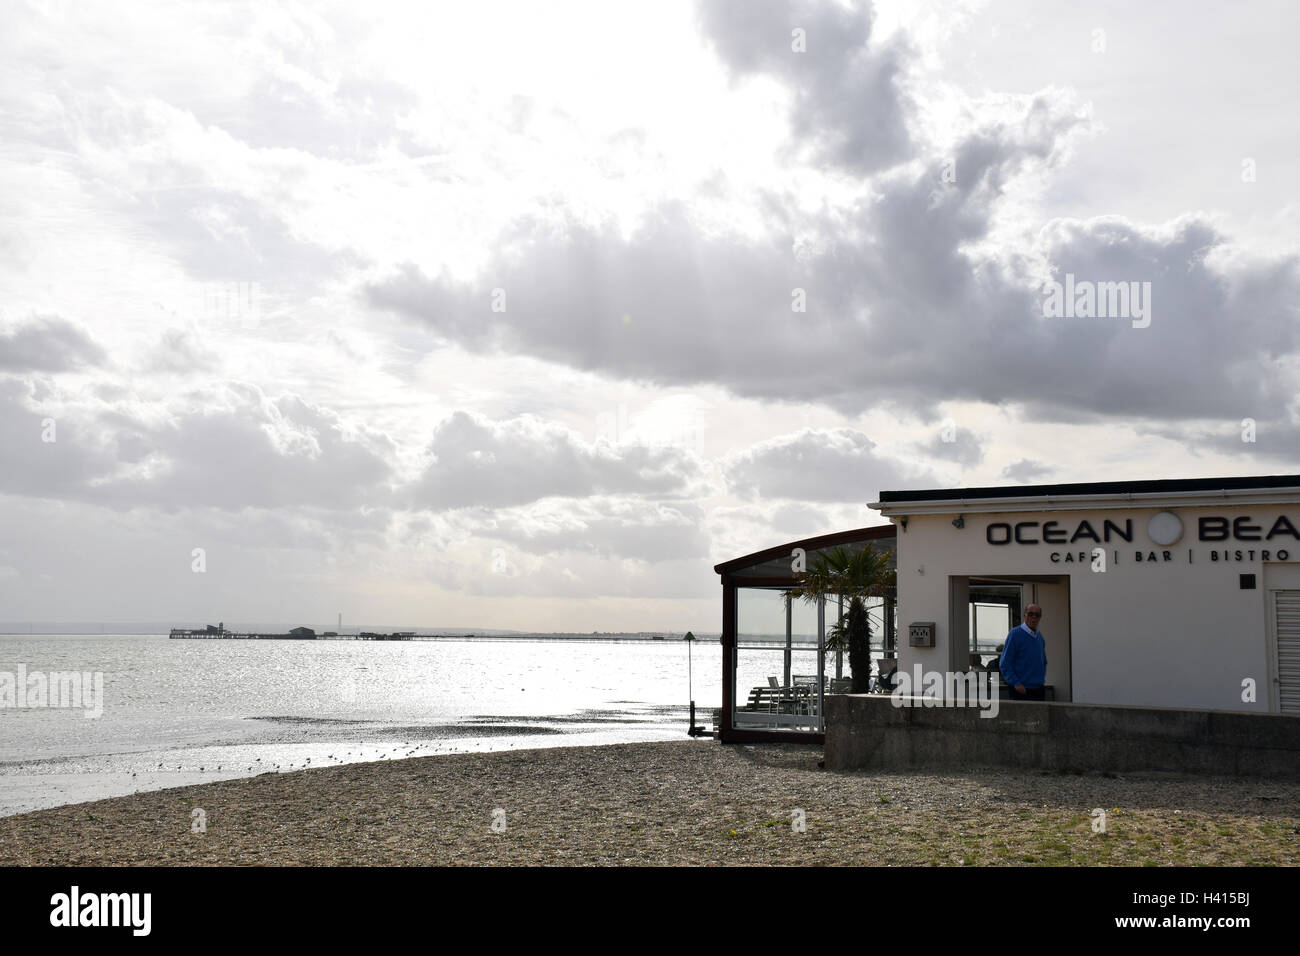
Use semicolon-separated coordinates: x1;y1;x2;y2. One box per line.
2;740;1297;866
0;722;688;818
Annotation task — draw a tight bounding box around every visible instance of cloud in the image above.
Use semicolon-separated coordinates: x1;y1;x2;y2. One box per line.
0;378;118;497
364;91;1103;417
356;0;1300;431
401;411;701;511
1000;458;1053;482
146;327;220;373
0;317;106;372
0;379;396;511
770;501;832;536
695;0;912;173
1138;417;1300;466
0;493;395;622
912;425;984;468
723;428;931;502
369;119;1300;429
97;387;396;511
415;545;715;602
1016;217;1300;422
136;184;363;286
466;497;710;562
2;0;1296;629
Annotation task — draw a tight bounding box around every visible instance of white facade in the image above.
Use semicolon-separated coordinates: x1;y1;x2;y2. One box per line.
872;482;1300;714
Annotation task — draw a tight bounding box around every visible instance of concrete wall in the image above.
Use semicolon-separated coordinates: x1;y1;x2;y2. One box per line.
824;694;1300;777
892;504;1299;713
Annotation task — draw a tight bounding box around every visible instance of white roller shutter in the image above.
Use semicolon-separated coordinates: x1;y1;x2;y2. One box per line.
1275;590;1300;714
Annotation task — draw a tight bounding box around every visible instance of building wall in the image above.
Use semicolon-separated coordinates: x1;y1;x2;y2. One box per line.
893;504;1299;713
1029;578;1071;697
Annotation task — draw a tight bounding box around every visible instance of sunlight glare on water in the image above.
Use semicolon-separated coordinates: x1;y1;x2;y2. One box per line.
0;635;728;815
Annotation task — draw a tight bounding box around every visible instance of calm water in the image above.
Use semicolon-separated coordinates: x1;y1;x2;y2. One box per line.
0;635;736;816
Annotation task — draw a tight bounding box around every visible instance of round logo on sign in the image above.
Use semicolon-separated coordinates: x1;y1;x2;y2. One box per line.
1147;510;1184;546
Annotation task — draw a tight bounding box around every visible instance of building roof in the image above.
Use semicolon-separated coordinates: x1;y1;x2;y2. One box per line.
874;473;1300;508
714;524;895;578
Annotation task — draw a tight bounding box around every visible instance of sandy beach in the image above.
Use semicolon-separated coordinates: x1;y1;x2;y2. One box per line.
2;740;1297;866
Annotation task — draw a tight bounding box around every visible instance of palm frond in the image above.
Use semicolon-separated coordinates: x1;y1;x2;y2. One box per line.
789;543;895;604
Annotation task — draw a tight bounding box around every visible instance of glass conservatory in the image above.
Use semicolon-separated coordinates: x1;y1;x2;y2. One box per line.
713;525;897;743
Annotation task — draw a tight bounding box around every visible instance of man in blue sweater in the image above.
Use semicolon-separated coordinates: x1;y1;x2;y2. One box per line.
1000;605;1047;700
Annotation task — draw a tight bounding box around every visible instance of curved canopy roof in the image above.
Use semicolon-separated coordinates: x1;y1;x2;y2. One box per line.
714;524;896;584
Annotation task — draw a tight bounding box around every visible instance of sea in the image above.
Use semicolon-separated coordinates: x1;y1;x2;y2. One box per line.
0;634;806;817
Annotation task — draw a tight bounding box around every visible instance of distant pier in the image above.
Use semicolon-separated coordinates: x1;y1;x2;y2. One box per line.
168;624;414;641
167;623;716;643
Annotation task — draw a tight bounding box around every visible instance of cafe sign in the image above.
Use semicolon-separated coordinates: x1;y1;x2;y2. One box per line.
984;510;1297;564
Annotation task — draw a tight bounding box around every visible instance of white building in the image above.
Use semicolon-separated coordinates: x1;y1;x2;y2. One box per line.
871;474;1300;715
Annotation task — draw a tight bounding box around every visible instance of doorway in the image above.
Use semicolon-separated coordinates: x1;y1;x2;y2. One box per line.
948;574;1072;701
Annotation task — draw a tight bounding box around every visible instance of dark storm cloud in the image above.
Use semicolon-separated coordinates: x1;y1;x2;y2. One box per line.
0;317;106;372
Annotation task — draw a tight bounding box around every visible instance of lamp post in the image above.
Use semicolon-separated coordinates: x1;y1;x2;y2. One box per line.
685;631;705;736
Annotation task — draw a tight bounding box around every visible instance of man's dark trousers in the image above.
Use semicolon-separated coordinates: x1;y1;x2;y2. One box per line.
1008;686;1046;701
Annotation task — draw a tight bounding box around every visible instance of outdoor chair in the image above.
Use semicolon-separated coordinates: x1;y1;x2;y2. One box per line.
873;665;898;694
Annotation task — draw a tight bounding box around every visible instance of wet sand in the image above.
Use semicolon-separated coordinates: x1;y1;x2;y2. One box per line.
0;716;682;817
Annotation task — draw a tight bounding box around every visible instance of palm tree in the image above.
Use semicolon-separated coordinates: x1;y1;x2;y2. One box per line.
789;544;894;693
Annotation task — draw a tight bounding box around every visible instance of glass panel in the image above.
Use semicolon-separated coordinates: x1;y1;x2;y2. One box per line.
822;595;893;691
727;538;897;579
968;584;1022;667
734;587;822;731
864;596;887;675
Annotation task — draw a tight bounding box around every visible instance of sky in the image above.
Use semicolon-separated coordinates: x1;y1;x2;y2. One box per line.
1;0;1297;631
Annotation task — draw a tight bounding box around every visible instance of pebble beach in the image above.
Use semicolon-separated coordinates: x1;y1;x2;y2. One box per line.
2;740;1297;866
